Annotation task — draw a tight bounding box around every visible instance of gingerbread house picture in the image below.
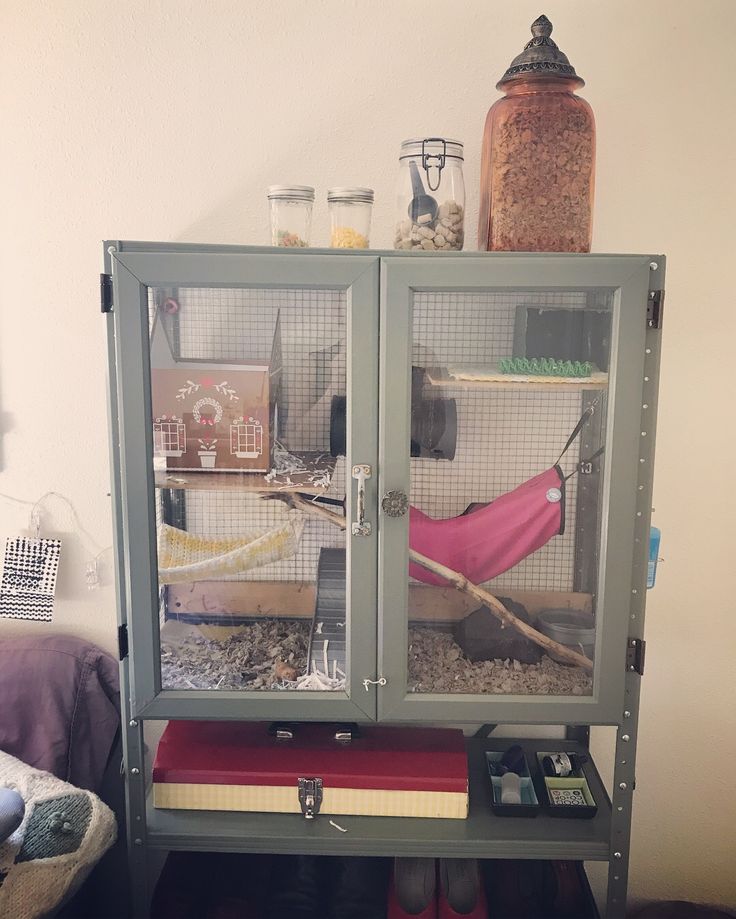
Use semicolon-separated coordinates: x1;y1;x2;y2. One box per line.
149;311;281;473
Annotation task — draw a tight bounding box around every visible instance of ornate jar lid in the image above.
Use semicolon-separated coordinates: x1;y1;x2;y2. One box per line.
497;14;584;89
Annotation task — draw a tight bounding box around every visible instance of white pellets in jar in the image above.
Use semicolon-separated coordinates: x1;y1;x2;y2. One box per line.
394;200;465;251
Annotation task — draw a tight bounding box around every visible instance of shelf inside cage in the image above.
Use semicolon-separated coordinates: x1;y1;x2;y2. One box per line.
408;586;592;622
166;581;316;622
164;581;592;624
424;364;608;391
154;451;336;494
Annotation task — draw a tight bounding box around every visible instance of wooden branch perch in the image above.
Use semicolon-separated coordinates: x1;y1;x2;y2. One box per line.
407;547;593;672
265;492;593;673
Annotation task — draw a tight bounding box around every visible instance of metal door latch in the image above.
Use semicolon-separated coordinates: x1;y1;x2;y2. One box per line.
298;777;323;819
381;490;409;517
352;465;372;536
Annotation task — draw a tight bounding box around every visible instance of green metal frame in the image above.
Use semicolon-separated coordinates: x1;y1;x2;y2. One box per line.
144;737;610;859
105;242;664;919
108;246;380;722
604;257;664;917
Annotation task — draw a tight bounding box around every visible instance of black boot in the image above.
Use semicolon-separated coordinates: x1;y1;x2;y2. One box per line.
329;856;390;919
265;854;327;919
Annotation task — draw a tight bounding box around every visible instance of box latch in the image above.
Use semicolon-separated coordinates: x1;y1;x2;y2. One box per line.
298;777;323;819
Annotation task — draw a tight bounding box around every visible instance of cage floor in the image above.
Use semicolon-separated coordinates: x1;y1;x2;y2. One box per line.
408;627;593;696
160;620;312;691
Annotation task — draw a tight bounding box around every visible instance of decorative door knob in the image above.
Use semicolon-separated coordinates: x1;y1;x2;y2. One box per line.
381;490;409;517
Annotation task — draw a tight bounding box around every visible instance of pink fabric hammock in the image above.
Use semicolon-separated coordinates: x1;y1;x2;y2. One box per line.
409;465;566;587
407;402;605;586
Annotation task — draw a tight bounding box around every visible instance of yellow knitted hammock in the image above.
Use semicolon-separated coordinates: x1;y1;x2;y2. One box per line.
157;512;305;585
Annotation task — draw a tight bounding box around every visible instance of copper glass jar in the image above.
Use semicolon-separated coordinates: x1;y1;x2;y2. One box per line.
478;15;595;253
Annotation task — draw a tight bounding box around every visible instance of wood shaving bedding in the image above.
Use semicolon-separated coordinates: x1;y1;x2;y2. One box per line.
408;627;592;696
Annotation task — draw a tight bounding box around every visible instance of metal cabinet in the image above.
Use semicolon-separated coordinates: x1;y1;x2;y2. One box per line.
104;242;664;918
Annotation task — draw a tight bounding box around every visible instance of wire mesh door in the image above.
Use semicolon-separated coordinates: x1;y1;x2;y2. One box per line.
151;286;349;696
377;255;652;724
111;248;378;720
406;288;609;697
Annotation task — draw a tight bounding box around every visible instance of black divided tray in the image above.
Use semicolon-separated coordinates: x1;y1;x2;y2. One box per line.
487;746;599;820
486;751;541;818
535;752;598;819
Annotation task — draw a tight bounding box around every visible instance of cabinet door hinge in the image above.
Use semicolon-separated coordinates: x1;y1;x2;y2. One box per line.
298;777;323;819
100;273;113;313
647;290;663;329
118;624;129;660
626;638;645;675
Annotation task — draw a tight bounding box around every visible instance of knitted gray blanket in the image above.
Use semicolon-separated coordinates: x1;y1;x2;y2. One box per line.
0;751;116;919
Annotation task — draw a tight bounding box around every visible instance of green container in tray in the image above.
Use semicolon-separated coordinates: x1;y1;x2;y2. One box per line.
535;752;598;819
486;751;541;817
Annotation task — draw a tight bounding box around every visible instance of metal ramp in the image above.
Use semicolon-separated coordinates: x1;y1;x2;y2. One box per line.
307;548;346;681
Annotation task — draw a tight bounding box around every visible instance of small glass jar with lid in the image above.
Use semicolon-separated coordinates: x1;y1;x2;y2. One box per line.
328;188;374;248
267;185;315;247
394;138;465;251
478;16;595;252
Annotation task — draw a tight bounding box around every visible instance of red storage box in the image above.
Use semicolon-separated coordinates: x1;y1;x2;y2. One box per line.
153;721;468;820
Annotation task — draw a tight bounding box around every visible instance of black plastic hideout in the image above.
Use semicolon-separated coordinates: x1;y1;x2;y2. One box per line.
535;752;598;819
486;751;540;817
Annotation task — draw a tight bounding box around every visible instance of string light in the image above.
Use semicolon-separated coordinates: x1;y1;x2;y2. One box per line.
0;490;111;590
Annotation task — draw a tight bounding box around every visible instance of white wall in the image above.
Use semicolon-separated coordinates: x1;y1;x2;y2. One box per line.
2;0;735;909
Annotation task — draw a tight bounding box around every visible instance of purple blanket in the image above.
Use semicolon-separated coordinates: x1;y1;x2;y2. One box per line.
0;634;120;792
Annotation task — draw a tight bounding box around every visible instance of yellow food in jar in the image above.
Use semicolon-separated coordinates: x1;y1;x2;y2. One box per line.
330;227;369;249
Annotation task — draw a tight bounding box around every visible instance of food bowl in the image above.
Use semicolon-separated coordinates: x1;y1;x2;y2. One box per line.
536;609;595;665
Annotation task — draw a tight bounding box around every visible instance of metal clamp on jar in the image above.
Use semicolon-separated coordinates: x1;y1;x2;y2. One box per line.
394;138;465;251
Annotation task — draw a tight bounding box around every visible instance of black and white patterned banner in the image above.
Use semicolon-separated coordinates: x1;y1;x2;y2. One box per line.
0;537;61;622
